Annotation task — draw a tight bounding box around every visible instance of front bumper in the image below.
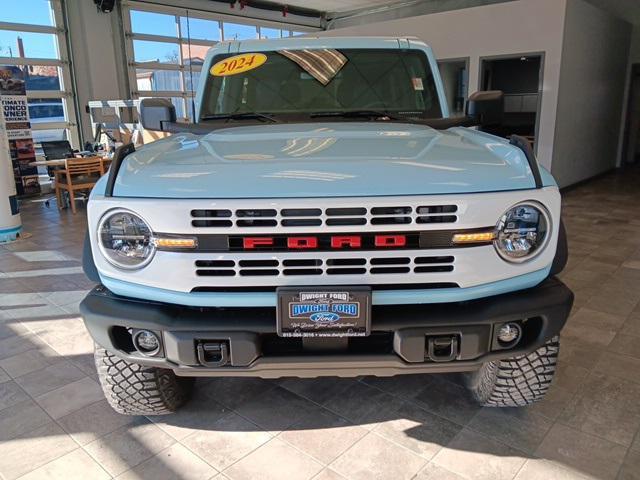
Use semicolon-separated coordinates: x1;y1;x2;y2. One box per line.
80;278;573;378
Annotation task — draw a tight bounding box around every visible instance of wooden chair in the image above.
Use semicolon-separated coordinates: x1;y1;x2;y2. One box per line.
54;157;105;214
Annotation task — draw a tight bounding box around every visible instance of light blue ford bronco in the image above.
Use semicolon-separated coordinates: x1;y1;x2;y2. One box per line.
80;37;573;415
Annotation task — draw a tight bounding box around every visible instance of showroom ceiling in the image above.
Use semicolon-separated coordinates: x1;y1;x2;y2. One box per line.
206;0;640;25
211;0;420;17
242;0;513;22
280;0;399;12
247;0;640;25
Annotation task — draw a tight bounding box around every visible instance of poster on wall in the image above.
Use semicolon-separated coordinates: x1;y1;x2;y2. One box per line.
0;66;40;196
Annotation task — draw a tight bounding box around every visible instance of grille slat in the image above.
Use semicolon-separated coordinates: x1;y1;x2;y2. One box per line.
282;259;322;267
191;209;231;218
327;258;366;266
327;267;367;275
239;260;279;267
417;205;457;214
370;257;411;265
195;260;235;267
236;209;277;217
416;215;458;224
371;206;412;215
239;269;279;276
281;219;322;227
281;208;322;217
370;217;412;225
415;256;455;264
326;207;367;216
192;219;233;227
414;265;455;273
370;266;411;274
283;268;323;276
196;270;236;276
326;218;367;226
237;219;278;227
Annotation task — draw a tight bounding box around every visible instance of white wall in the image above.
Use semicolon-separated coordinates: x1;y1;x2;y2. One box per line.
323;0;568;172
552;0;631;186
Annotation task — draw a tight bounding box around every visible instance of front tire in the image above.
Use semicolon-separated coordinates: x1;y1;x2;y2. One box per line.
465;336;559;407
95;346;194;415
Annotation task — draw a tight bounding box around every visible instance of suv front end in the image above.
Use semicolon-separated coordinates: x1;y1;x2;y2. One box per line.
80;36;572;414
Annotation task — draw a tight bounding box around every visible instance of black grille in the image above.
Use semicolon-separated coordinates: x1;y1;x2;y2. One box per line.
190;203;459;228
194;255;454;277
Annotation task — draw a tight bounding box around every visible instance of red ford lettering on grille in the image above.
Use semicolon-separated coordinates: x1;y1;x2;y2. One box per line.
238;234;409;250
288;237;318;249
374;235;407;247
331;236;362;248
243;237;274;249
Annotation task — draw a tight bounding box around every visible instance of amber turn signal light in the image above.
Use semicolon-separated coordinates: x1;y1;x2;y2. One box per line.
452;231;495;244
153;237;197;249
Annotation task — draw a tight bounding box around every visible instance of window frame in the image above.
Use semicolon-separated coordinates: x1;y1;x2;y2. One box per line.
122;0;318;120
0;0;79;147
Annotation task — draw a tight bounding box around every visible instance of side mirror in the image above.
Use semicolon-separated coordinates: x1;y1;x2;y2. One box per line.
138;98;176;131
466;90;504;127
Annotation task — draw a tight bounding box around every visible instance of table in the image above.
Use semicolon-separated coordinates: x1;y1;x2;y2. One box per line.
29;157;112;168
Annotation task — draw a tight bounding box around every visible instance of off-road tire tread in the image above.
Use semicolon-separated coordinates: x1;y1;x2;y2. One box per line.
466;336;559;407
95;346;193;415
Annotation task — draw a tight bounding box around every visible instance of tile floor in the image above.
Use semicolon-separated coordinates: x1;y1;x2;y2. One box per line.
1;168;640;480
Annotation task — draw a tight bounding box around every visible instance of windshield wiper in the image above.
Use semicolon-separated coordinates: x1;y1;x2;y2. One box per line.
201;112;278;123
309;110;400;120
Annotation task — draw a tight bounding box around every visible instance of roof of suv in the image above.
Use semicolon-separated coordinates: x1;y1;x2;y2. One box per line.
226;36;428;53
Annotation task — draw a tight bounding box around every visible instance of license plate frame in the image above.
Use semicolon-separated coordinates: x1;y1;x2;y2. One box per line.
276;287;372;338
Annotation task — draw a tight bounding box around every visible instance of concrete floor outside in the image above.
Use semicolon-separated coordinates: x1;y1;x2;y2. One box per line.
0;167;639;479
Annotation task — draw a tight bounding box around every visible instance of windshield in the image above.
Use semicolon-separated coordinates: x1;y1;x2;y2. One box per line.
200;48;442;120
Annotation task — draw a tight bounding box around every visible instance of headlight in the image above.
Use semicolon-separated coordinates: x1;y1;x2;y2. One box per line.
97;209;155;269
494;202;550;262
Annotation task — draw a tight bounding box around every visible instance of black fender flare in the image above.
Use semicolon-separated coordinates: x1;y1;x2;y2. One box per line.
83;230;101;283
550;219;568;276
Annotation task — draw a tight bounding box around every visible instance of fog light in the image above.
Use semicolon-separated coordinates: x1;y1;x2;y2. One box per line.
133;330;160;355
497;323;522;346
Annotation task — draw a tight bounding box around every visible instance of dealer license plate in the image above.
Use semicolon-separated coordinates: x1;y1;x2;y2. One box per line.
276;287;371;338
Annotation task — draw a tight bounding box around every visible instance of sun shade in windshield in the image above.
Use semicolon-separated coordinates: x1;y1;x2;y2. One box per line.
278;49;347;85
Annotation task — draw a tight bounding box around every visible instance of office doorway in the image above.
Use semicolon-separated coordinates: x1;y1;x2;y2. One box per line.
437;58;469;117
622;63;640;165
479;53;544;150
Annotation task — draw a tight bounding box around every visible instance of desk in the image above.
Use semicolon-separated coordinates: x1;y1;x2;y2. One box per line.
30;157;112;168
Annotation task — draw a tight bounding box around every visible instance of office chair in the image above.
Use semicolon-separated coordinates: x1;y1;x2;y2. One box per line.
41;141;76;209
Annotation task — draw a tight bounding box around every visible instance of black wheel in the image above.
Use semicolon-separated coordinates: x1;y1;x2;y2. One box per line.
465;336;559;407
95;346;194;415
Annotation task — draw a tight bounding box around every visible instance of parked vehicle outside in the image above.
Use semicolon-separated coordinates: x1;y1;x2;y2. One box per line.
29;101;66;144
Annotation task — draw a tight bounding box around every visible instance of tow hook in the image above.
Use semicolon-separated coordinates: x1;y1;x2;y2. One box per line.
427;335;459;362
196;341;230;367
